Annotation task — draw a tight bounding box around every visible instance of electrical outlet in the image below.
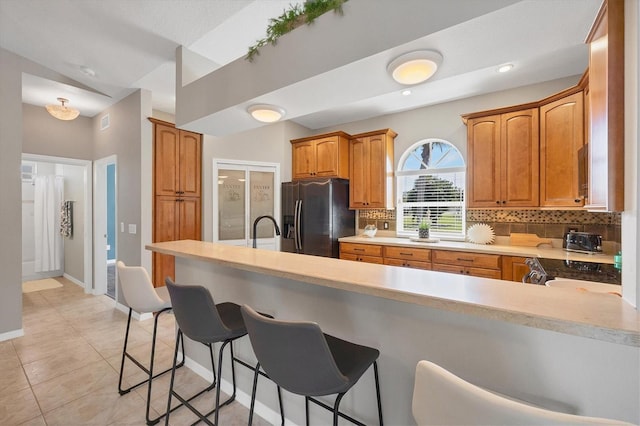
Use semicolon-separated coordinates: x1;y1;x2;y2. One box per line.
128;224;137;234
383;221;389;230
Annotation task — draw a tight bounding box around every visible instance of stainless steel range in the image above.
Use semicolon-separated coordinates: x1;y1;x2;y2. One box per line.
523;258;621;285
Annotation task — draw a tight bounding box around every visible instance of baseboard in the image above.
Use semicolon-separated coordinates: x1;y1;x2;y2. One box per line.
182;354;294;425
114;302;153;321
0;328;24;342
63;273;84;287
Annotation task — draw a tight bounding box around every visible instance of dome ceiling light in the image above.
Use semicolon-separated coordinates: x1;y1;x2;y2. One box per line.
387;50;443;85
45;97;80;121
247;104;285;123
498;63;514;73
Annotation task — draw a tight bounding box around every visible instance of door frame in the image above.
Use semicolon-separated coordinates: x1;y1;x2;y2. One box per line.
21;153;93;293
94;155;117;296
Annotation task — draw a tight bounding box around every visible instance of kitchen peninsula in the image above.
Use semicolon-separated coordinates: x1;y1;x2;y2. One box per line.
147;240;639;425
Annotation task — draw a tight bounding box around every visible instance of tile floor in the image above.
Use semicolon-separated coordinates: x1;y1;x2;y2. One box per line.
1;277;269;425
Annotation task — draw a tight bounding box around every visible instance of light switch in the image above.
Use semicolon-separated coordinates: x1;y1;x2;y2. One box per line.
120;222;124;232
128;224;137;234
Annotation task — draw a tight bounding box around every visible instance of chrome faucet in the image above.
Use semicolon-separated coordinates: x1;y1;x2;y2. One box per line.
252;215;281;248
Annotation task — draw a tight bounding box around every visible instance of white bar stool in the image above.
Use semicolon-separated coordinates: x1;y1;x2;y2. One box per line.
412;360;633;425
116;261;184;425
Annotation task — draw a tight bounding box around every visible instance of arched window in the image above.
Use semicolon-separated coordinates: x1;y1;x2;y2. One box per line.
396;139;466;239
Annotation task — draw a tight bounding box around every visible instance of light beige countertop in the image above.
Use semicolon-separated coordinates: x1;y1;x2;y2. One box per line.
339;235;616;263
147;240;638;347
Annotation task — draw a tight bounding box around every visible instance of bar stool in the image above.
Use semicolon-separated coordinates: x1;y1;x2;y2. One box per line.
241;304;383;426
412;360;634;425
164;278;283;426
116;261;184;425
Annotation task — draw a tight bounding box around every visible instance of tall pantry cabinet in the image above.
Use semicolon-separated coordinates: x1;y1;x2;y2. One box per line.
150;118;202;287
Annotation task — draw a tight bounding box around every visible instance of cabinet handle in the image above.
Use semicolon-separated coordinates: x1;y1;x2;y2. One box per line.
353;248;365;252
501;200;506;204
400;252;413;256
574;199;581;203
496;200;500;204
457;258;473;262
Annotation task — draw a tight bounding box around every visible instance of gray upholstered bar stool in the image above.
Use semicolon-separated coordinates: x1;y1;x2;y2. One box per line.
412;360;634;425
164;278;283;426
241;304;383;426
116;261;185;425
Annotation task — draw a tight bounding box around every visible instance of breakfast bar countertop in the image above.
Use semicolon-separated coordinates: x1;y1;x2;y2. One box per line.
338;235;616;263
147;240;639;347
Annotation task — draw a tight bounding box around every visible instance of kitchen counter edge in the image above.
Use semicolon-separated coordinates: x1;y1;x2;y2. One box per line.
147;240;638;347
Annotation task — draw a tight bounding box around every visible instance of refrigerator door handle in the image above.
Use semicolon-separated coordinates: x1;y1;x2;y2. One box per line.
295;199;303;252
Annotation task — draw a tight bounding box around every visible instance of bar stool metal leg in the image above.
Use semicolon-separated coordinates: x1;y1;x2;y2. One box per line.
248;362;285;426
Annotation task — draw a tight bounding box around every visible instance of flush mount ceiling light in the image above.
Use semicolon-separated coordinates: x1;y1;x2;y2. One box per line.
388;50;443;85
247;104;285;123
498;63;514;73
45;97;80;121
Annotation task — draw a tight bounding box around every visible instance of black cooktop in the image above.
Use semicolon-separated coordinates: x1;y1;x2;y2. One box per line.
536;258;622;285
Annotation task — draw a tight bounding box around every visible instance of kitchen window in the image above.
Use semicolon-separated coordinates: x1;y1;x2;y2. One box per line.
396;139;466;240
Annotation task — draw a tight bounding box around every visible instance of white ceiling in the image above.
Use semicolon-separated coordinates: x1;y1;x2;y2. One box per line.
0;0;601;132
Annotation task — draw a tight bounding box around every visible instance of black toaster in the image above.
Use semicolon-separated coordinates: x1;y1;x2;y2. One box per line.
563;232;603;253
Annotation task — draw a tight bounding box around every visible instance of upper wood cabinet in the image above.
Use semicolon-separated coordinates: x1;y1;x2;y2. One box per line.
539;91;585;207
584;0;624;212
291;131;350;180
466;109;539;208
154;122;201;198
349;129;396;209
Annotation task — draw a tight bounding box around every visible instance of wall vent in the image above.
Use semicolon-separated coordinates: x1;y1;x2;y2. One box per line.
100;113;110;130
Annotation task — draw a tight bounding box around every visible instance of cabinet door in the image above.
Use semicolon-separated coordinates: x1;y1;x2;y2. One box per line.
314;137;339;177
540;93;584;207
467;115;501;207
178;197;201;240
292;141;316;179
154;124;179;196
179;130;201;197
366;134;388;208
501;109;539;207
154;196;178;242
349;138;369;208
502;256;529;282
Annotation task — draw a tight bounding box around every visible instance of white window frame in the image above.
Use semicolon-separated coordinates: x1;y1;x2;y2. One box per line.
396;139;466;241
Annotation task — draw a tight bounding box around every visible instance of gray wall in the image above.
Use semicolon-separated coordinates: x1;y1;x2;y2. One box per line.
94;90;152;296
0;48;25;336
22;103;93;160
61;164;85;282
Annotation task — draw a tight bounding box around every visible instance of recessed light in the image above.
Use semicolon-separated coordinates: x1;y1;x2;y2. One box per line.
402;90;412;96
388;50;443;85
247;104;286;123
498;64;514;73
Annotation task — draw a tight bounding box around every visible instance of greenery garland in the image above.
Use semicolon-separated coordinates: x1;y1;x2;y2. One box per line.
246;0;348;62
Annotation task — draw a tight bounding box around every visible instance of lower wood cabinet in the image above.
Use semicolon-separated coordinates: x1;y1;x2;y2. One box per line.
501;256;529;282
383;246;431;270
340;242;527;281
430;250;502;279
339;242;383;264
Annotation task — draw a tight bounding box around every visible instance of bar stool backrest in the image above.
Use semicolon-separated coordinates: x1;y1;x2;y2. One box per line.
117;261;168;313
165;278;231;343
412;360;633;426
241;305;348;396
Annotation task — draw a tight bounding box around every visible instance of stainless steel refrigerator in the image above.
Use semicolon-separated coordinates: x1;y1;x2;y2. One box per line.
281;179;355;258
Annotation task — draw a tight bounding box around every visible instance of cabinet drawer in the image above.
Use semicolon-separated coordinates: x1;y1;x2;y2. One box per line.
340;242;383;257
340;252;384;264
384;258;431;270
432;250;501;270
433;263;503;279
432;263;466;275
383;246;431;262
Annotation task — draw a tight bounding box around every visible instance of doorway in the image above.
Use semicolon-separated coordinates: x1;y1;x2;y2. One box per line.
94;156;117;298
21;154;93;292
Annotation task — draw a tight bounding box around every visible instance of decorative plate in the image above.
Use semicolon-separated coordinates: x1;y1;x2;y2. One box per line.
467;223;495;245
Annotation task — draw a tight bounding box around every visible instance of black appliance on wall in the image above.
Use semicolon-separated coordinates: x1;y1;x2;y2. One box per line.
281;179;354;258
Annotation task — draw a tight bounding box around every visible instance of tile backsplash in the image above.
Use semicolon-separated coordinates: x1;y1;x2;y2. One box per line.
358;209;621;243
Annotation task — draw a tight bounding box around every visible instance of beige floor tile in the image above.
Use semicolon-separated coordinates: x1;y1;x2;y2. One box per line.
22;341;104;385
82;323;153;360
0;387;42;425
31;359;119;412
13;335;93;365
0;361;31;395
18;415;47;426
